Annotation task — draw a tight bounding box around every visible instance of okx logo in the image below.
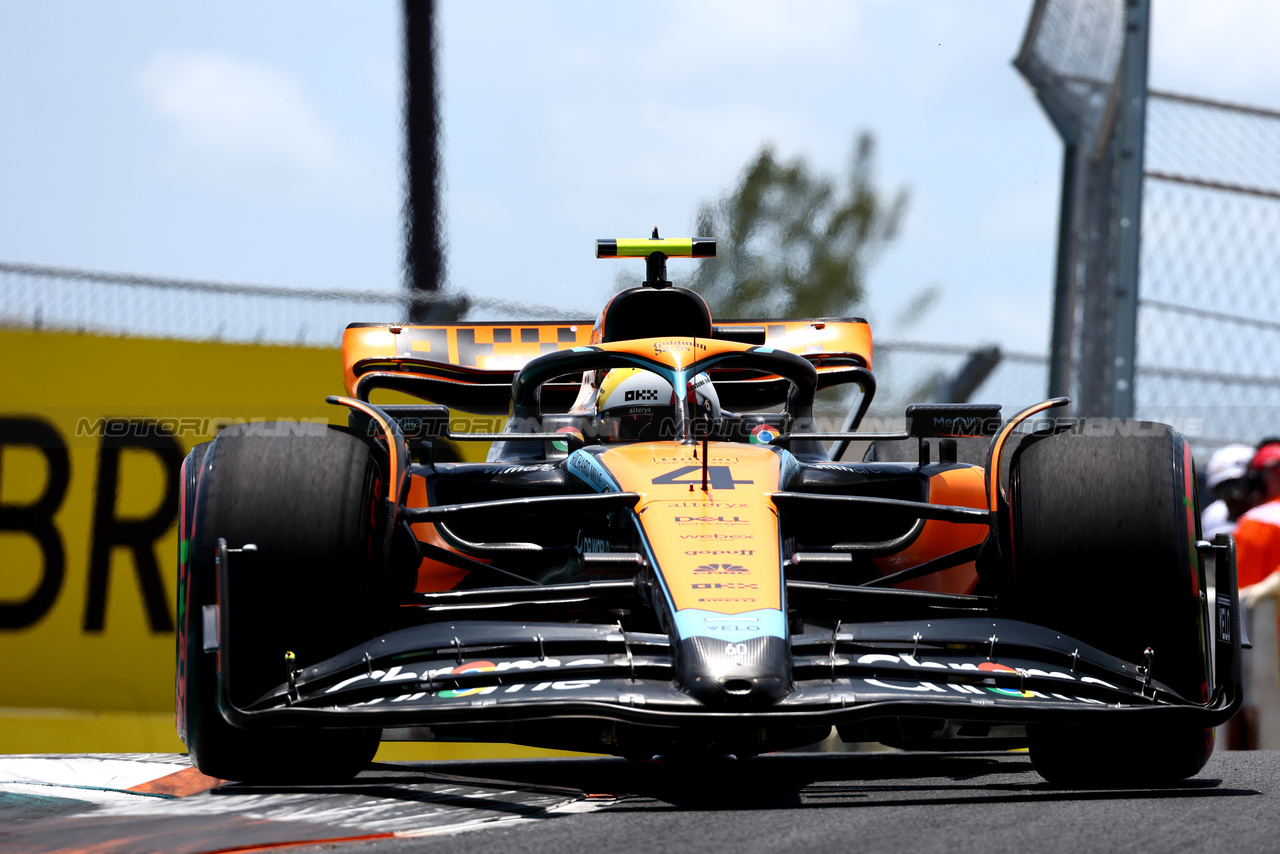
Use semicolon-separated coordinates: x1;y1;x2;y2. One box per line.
625;389;659;402
693;563;748;574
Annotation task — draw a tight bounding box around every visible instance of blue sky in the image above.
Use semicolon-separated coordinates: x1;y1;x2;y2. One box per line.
1;1;1277;353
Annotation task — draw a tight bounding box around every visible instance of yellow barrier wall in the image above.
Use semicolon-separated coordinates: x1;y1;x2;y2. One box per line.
0;329;344;751
0;328;585;760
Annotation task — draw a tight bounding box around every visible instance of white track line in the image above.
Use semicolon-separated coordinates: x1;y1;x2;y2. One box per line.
393;797;610;838
0;756;187;791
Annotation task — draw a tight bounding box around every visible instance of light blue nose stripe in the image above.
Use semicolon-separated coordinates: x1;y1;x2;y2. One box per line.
673;608;786;643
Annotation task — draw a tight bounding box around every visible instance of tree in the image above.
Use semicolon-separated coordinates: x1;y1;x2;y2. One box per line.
681;131;909;319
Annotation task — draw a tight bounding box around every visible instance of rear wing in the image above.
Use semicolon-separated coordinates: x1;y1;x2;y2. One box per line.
342;319;873;414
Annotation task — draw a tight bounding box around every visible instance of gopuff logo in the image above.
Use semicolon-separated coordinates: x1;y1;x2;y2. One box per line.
693;563;748;574
625;389;659;402
684;549;756;556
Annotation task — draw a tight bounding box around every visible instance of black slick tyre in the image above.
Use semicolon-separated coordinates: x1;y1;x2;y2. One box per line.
1008;421;1211;787
176;424;384;782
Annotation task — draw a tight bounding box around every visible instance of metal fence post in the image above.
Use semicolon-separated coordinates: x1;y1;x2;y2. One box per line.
1109;0;1149;418
1048;142;1078;401
1014;0;1127;415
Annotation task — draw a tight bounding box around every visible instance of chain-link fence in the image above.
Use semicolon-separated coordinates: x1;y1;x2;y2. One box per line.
1;259;1053;435
1140;92;1280;449
1016;0;1129;419
1018;0;1280;457
856;342;1049;429
1015;0;1125;144
0;261;579;347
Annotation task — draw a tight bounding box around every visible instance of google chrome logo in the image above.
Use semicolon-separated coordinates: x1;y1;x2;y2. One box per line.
978;661;1034;697
749;424;779;445
552;426;584;453
437;660;496;698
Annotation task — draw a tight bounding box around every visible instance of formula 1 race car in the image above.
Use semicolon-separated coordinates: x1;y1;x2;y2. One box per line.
176;235;1241;786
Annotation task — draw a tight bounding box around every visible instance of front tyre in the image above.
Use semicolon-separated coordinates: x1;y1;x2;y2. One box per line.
1008;421;1212;787
1026;722;1213;788
177;424;383;782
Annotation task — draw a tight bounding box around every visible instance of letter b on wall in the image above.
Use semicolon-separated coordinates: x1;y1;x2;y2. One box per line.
0;418;69;629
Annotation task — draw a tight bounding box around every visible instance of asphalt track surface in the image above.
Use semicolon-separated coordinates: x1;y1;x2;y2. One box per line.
3;750;1279;854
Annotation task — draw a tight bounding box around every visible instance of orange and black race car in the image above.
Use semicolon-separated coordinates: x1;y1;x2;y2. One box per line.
176;235;1241;786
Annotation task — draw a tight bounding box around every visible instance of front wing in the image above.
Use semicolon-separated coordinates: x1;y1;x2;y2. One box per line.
212;540;1242;735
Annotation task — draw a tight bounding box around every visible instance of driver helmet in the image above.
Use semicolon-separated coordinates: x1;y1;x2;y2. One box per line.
595;368;721;442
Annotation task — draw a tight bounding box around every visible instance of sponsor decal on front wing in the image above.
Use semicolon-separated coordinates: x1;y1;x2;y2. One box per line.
828;652;1121;704
323;656;606;703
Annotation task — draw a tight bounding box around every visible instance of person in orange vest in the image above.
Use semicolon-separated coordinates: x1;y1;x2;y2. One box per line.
1236;442;1280;607
1228;442;1280;749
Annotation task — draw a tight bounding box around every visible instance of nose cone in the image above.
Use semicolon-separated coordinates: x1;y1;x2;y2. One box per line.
677;635;791;706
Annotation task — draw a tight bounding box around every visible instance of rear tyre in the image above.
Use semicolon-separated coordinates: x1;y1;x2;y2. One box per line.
1008;421;1211;787
177;424;384;782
